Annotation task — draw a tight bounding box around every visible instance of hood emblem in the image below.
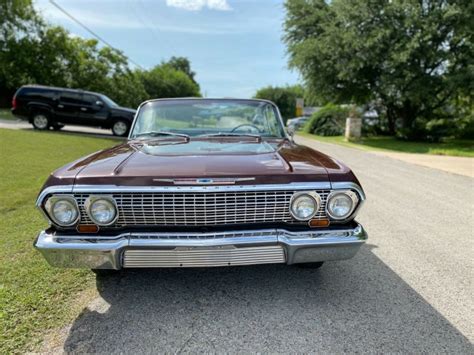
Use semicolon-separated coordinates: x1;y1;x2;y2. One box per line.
196;178;214;184
153;177;255;185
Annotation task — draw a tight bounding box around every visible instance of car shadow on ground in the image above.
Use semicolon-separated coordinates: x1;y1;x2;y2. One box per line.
62;245;471;353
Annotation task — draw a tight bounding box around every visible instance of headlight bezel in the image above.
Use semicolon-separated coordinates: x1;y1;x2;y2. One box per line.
289;191;321;221
44;195;80;227
326;190;359;221
84;195;118;226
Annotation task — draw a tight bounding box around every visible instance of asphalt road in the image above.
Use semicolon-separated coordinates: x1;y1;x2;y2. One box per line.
48;136;473;353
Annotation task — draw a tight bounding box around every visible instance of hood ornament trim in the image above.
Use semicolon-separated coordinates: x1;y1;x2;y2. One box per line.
153;177;256;185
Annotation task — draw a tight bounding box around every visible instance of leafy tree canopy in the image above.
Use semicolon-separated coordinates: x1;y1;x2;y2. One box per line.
162;56;199;86
284;0;474;138
0;0;200;108
138;64;200;101
254;85;305;123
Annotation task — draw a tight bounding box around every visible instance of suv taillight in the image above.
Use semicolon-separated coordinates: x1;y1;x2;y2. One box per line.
12;96;17;109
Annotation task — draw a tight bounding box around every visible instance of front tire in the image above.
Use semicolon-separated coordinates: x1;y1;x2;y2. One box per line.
31;113;50;130
112;120;130;137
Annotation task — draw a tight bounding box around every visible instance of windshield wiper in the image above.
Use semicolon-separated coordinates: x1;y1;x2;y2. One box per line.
198;132;262;141
133;131;190;141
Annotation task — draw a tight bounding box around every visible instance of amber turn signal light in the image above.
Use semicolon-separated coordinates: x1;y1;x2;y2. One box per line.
76;224;99;233
308;218;330;228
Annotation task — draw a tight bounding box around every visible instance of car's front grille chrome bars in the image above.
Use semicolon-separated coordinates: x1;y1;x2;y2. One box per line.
73;189;330;227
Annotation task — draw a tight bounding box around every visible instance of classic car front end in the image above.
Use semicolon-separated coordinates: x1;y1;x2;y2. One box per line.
34;98;367;270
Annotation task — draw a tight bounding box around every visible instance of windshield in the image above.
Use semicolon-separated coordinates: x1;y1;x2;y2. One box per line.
130;99;286;139
99;94;119;107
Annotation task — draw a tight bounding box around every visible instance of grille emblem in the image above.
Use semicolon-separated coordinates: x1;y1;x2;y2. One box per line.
153;177;256;185
197;178;213;184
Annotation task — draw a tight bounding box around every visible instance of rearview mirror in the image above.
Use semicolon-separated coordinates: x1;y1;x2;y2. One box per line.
96;100;104;106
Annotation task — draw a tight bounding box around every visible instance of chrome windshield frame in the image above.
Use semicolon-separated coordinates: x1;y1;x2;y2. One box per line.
127;98;289;141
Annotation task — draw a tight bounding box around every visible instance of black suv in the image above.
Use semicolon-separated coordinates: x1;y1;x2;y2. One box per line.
11;85;136;136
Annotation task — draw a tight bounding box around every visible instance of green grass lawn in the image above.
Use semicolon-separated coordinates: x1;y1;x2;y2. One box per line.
0;108;16;120
298;132;474;157
0;129;118;353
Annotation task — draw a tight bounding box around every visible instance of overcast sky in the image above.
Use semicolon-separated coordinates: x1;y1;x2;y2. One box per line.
35;0;299;98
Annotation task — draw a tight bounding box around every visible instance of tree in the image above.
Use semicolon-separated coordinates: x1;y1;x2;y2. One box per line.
0;0;41;41
0;0;201;108
0;0;41;104
138;65;201;100
254;85;305;123
284;0;474;138
163;56;198;86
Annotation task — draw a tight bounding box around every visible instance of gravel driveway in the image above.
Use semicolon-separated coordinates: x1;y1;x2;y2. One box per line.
44;136;473;353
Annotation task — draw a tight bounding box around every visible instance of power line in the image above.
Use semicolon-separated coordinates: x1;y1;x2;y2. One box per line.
49;0;145;70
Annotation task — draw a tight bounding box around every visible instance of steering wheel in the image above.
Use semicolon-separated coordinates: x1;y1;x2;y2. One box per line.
230;124;261;134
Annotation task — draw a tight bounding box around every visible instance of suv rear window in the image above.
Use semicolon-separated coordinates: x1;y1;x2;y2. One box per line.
20;88;56;100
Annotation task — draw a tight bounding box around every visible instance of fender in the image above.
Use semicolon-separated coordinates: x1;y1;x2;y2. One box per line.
26;102;56;124
26;102;54;117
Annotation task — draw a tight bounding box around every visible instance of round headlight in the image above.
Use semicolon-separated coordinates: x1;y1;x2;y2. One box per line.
290;192;321;221
86;197;117;226
326;190;358;220
45;196;79;226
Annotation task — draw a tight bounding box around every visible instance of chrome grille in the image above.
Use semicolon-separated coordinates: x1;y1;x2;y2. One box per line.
123;246;286;268
75;190;330;227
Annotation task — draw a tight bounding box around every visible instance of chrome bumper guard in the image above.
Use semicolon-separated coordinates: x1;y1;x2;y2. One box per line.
34;224;367;269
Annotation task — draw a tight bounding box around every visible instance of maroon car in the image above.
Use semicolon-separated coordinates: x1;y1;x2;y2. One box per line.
35;98;366;271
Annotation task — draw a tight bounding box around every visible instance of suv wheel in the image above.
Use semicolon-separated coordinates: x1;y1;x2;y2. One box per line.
32;113;50;130
112;120;129;137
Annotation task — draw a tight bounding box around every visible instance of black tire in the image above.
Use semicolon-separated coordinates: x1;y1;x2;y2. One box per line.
91;269;120;276
51;123;64;131
111;119;130;137
296;261;324;269
31;112;50;130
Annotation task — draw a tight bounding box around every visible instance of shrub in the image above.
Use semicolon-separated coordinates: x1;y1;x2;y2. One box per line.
398;115;473;142
304;104;349;136
457;115;474;139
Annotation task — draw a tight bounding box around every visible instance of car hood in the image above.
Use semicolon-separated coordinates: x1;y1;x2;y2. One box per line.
53;138;352;186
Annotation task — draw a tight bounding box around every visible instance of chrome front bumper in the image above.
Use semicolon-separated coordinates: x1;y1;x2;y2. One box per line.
34;224;367;269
